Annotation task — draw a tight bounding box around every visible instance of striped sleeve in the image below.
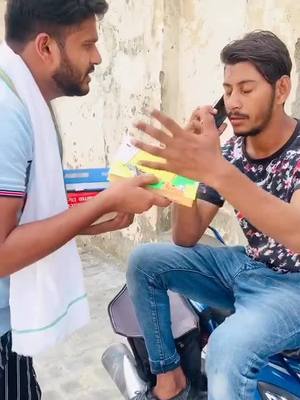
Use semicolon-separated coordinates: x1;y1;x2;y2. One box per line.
0;189;26;198
0;86;33;198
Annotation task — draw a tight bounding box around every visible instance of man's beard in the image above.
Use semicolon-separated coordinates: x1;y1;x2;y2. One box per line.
236;126;264;138
52;50;94;97
231;89;276;138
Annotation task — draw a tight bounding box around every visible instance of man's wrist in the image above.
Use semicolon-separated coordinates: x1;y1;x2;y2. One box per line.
204;159;233;192
101;186;121;213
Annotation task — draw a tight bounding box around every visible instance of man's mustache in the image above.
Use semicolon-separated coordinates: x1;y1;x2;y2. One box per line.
228;111;249;119
86;67;95;75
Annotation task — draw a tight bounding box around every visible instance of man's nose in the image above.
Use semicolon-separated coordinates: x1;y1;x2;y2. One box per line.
93;47;102;66
226;93;242;111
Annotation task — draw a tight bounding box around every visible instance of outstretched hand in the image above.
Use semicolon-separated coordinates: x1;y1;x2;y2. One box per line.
132;107;226;186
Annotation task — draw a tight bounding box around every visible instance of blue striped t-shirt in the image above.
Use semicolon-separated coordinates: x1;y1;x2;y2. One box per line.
0;79;33;337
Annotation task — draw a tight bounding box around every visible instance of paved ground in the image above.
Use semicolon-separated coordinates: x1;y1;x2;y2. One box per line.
34;234;220;400
35;247;126;400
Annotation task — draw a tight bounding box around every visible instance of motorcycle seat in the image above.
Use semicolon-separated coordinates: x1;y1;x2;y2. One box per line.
281;349;300;360
108;285;199;340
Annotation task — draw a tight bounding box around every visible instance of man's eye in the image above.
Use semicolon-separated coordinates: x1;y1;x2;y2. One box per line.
242;89;252;94
224;91;232;97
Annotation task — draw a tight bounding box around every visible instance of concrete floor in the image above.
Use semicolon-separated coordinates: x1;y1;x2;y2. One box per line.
34;234;221;400
35;247;126;400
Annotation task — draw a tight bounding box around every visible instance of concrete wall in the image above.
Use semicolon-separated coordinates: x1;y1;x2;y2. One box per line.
1;0;300;257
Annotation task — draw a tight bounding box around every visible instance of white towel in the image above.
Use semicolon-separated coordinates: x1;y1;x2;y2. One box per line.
0;42;90;356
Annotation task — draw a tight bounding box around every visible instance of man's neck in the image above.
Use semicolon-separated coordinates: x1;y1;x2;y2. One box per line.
245;113;297;160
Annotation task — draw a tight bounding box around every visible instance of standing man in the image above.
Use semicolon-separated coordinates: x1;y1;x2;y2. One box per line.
127;31;300;400
0;1;169;398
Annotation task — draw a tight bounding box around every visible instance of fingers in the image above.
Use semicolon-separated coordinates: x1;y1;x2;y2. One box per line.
110;212;135;228
151;194;171;208
127;214;135;224
151;109;182;137
185;121;194;131
197;106;219;131
189;107;201;123
131;138;164;158
192;105;216;120
114;212;132;221
138;160;168;171
134;110;184;153
118;213;134;227
134;121;172;145
189;119;203;134
188;106;217;134
197;105;217;117
128;174;159;187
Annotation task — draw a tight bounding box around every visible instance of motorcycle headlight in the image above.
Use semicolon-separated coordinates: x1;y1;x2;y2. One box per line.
258;382;300;400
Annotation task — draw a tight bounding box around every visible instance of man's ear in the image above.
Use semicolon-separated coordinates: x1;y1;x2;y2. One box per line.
275;75;291;105
34;33;61;68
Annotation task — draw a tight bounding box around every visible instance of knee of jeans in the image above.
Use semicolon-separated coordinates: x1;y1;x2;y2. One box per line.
206;331;238;399
206;329;231;376
206;324;263;383
206;325;250;377
208;372;232;400
127;243;158;286
207;327;263;400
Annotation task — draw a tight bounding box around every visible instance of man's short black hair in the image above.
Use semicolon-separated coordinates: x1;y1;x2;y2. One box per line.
221;30;292;85
5;0;109;44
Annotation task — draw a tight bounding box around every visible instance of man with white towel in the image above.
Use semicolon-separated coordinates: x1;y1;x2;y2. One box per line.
0;1;169;398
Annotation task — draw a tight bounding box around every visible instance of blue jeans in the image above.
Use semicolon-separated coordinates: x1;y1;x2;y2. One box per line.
126;243;300;400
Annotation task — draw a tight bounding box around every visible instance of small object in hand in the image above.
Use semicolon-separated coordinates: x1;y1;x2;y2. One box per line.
64;167;117;224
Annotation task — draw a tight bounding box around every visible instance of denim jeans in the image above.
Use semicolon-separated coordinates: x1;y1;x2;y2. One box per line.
126;243;300;400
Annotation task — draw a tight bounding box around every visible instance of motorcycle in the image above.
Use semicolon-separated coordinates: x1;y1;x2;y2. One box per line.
102;228;300;400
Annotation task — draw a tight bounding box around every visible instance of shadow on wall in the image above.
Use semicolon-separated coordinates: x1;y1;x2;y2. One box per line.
292;39;300;119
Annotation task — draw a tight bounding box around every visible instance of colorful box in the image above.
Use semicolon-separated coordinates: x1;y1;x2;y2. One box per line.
109;138;199;207
67;191;100;207
64;168;116;224
63;168;110;192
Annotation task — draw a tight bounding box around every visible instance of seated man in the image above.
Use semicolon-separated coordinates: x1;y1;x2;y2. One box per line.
127;30;300;400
